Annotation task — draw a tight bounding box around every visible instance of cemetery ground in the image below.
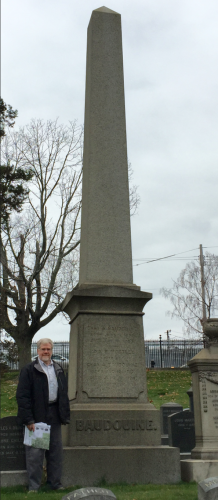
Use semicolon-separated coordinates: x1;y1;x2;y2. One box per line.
1;369;197;499
1;482;198;500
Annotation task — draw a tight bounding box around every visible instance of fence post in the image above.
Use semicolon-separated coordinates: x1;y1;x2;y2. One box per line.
159;334;162;368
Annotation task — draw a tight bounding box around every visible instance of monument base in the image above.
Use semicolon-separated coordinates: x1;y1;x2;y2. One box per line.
181;459;218;482
0;470;28;487
62;446;181;485
191;447;218;460
67;405;161;447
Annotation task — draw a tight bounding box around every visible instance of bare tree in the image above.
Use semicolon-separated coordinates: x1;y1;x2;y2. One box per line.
128;162;140;216
1;119;140;368
0;119;83;367
161;252;218;337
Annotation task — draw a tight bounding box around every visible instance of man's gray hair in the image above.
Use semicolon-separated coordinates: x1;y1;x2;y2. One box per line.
37;338;54;349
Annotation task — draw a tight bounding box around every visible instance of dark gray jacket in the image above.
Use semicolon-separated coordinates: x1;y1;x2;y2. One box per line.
16;358;70;425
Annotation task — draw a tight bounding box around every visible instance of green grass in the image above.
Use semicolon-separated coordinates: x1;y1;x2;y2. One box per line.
146;369;192;409
1;483;198;500
0;370;192;418
1;371;19;417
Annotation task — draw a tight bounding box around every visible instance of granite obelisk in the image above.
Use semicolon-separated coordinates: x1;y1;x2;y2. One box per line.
62;7;180;485
79;5;133;286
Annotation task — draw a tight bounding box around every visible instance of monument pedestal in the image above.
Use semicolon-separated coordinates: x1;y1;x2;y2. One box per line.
62;446;180;486
62;285;181;484
181;319;218;481
181;460;218;482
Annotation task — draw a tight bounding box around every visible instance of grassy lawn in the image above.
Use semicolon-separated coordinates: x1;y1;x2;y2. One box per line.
147;369;192;409
1;371;19;417
0;369;192;418
1;483;198;500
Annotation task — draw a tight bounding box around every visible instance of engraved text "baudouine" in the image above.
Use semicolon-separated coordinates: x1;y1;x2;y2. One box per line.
76;419;157;431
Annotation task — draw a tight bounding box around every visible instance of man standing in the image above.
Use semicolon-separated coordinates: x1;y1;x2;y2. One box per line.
16;338;70;492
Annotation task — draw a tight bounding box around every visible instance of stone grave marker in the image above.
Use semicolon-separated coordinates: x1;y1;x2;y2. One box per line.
62;487;116;500
0;416;26;471
160;402;183;442
168;409;195;453
198;477;218;500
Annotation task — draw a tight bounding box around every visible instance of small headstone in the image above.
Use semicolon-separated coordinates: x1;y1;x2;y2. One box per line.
61;488;116;500
198;477;218;500
168;409;195;453
0;416;26;471
160;402;183;435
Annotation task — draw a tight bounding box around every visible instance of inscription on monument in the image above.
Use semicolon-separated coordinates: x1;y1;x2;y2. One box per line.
199;372;218;431
76;419;157;431
0;416;26;471
82;316;145;398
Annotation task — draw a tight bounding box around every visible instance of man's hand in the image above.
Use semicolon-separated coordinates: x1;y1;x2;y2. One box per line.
27;423;35;432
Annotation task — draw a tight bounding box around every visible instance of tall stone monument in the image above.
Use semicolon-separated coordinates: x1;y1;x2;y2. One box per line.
181;319;218;482
62;6;180;485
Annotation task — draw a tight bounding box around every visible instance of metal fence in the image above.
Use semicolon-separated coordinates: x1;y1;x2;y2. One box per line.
1;339;204;370
145;339;204;368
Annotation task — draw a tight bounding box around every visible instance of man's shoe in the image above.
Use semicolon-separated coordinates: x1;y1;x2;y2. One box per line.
28;491;38;493
54;486;64;490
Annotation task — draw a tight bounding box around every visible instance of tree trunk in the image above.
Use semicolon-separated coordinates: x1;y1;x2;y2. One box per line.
16;336;32;370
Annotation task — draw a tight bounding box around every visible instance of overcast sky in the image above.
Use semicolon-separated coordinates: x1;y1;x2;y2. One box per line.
2;0;218;342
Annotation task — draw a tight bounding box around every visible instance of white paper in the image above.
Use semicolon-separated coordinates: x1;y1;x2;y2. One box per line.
24;422;51;450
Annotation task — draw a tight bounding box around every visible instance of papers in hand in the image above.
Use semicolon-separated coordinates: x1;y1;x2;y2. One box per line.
24;422;51;450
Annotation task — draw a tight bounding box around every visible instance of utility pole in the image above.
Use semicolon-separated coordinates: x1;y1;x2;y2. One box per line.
199;244;207;324
165;329;171;342
159;335;163;368
165;329;171;349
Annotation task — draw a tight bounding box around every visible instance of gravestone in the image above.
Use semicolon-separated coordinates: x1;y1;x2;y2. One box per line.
168;409;195;453
181;319;218;481
62;6;181;485
160;402;183;434
198;477;218;500
190;320;218;461
0;416;25;471
62;487;116;500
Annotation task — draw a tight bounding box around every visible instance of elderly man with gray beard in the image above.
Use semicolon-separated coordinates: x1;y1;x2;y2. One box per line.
16;338;70;492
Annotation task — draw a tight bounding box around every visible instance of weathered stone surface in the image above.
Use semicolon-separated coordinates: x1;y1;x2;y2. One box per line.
61;487;116;500
62;6;181;484
181;459;218;482
168;409;195;453
62;446;181;486
189;346;218;459
198;477;218;500
79;6;132;286
160;402;183;435
64;286;152;407
68;406;160;447
81;313;146;400
0;470;27;486
0;416;26;471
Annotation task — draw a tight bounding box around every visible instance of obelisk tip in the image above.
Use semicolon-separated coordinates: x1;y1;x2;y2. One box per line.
94;6;120;15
